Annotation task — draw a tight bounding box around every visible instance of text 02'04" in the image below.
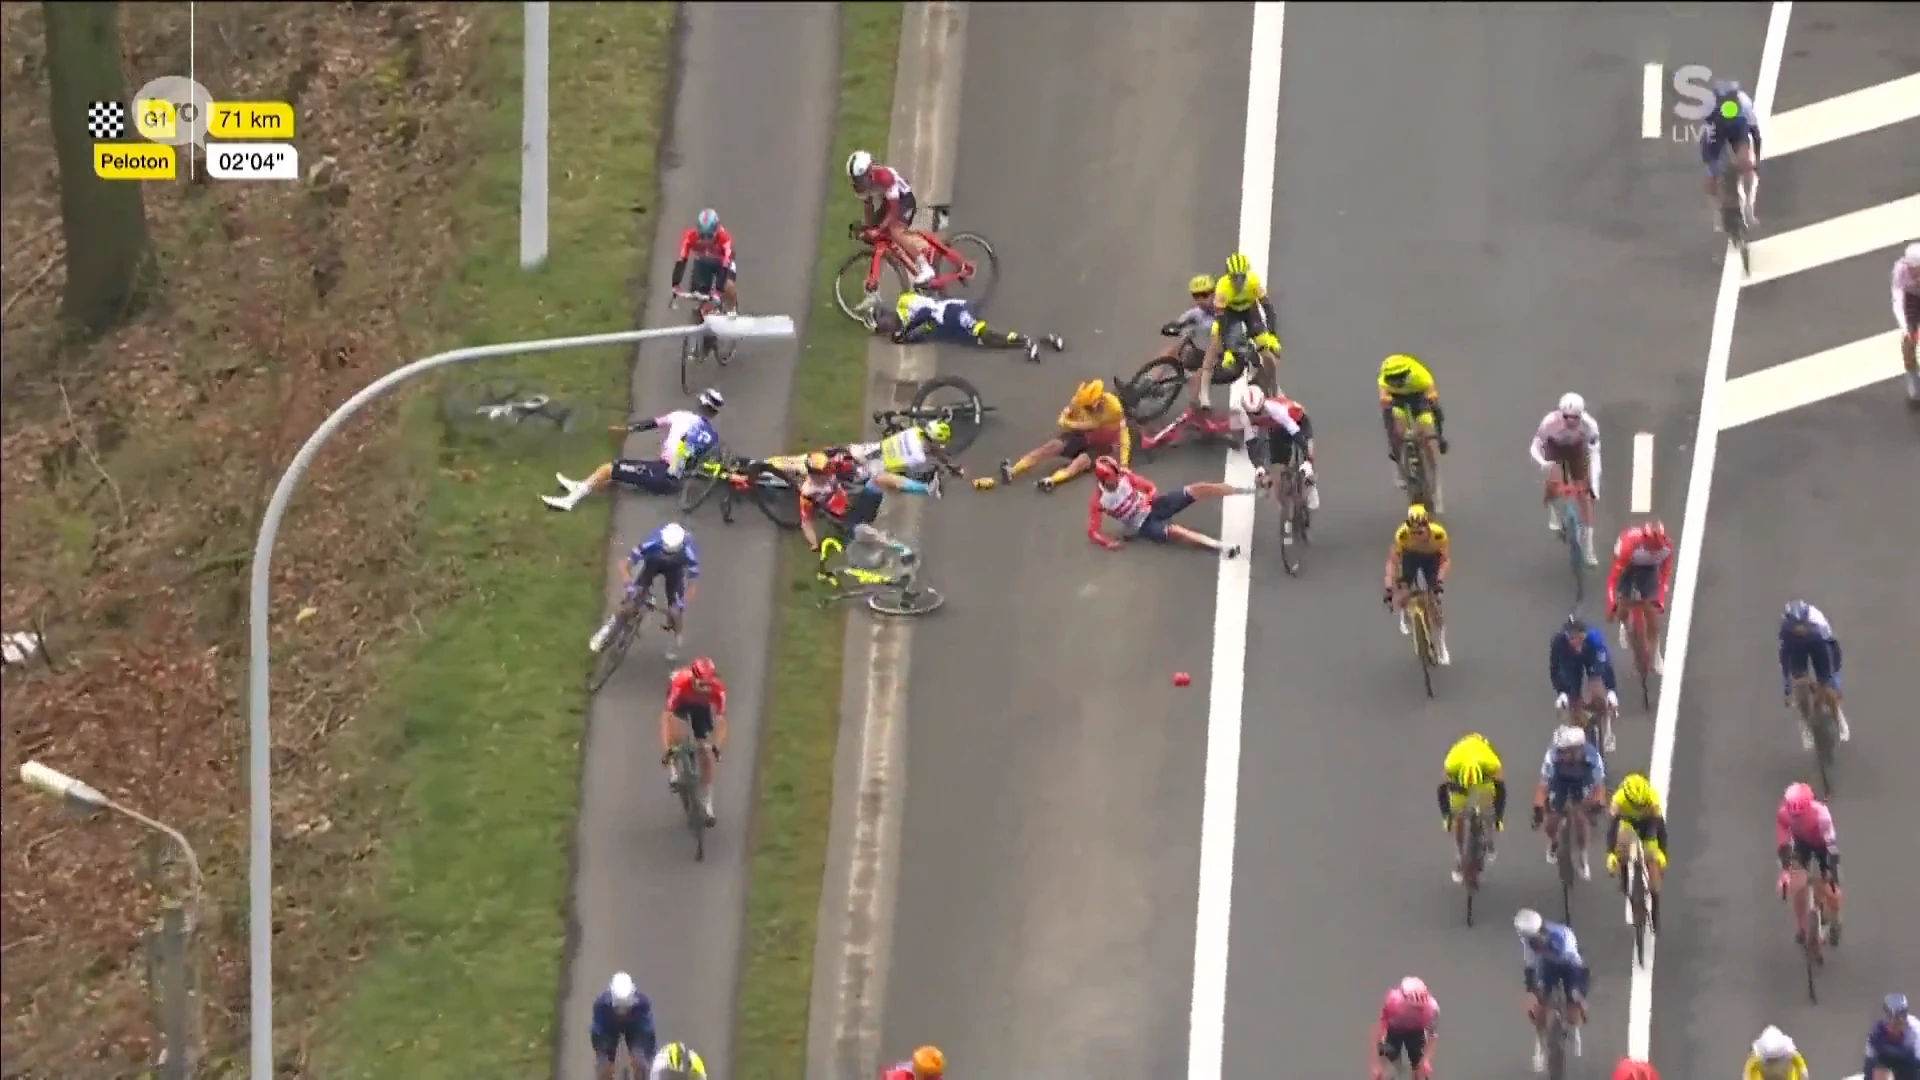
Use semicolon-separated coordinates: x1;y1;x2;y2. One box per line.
207;142;299;181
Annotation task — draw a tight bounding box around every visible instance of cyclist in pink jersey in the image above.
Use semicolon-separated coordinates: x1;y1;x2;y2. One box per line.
1775;782;1844;944
1372;976;1441;1079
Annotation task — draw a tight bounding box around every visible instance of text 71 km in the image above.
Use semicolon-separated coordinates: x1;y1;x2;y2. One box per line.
209;101;296;140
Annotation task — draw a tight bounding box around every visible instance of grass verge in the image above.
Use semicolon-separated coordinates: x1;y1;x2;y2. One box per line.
732;5;903;1078
307;5;676;1077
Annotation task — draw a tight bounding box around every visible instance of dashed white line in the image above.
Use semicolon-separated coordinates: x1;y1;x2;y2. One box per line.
1743;195;1920;286
1187;4;1282;1079
1719;329;1908;430
1642;62;1665;140
1630;432;1655;515
1627;0;1793;1063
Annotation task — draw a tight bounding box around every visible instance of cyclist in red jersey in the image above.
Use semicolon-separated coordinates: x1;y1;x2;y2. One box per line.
847;149;935;287
1606;519;1674;674
672;208;739;313
1612;1057;1659;1080
881;1045;945;1080
660;657;728;825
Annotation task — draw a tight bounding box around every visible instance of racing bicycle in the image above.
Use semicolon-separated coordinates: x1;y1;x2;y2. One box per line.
1553;805;1581;925
1620;596;1660;711
1460;802;1491;927
1542;980;1576;1080
1786;861;1833;1002
666;733;709;861
815;534;944;616
1392;406;1443;513
875;373;996;456
1266;439;1311;575
1548;467;1589;598
586;588;672;693
1718;155;1754;276
1400;572;1439;699
670;288;738;392
832;204;998;322
1617;821;1654;968
440;378;577;436
1562;690;1617;757
1789;668;1841;796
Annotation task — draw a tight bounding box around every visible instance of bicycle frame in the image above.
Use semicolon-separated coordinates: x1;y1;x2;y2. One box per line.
859;225;976;293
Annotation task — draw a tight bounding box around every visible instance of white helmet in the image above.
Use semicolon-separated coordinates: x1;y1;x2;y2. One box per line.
1904;242;1920;266
846;150;873;180
1752;1025;1796;1061
658;522;687;552
697;387;724;411
1238;384;1267;414
1513;908;1544;936
1553;725;1586;750
608;971;639;1006
1558;391;1585;418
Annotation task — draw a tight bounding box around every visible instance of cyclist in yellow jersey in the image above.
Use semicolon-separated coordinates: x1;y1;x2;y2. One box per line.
1196;252;1281;403
1606;773;1670;929
1377;353;1449;491
1384;503;1452;664
974;379;1130;492
1745;1025;1809;1080
1437;733;1508;882
650;1040;707;1080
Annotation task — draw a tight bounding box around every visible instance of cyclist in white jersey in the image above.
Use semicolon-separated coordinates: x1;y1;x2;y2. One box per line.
543;390;725;511
1893;243;1920;402
1529;392;1604;564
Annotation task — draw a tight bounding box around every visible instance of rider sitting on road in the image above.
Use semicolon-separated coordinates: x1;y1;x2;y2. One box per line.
975;379;1128;493
847;149;934;287
543;390;724;511
781;450;928;567
660;656;727;825
1235;384;1319;511
1087;455;1248;557
871;291;1064;363
1157;274;1220;369
672;208;738;313
882;1046;947;1080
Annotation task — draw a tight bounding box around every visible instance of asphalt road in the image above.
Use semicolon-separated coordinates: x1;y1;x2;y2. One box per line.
1218;5;1773;1077
875;5;1249;1076
556;6;836;1078
1649;7;1920;1077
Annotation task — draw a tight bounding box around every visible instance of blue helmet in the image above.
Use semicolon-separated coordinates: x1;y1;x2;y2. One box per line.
695;208;720;238
1885;992;1910;1019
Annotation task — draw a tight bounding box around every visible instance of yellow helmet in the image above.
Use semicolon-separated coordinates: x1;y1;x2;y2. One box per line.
1071;379;1106;410
1381;353;1419;385
1621;774;1654;806
1188;273;1216;296
1224;252;1251;277
1458;762;1485;788
805;451;832;474
1406;503;1431;526
912;1045;946;1077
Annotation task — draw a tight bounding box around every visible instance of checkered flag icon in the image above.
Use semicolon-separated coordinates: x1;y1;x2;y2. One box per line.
86;100;127;141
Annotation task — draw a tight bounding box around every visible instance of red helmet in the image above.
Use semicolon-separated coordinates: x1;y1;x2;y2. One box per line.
1643;519;1670;546
1611;1059;1659;1080
1092;456;1122;485
1782;782;1815;815
689;657;717;683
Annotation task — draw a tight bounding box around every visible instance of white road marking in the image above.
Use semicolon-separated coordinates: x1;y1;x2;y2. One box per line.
1642;62;1665;140
1765;72;1920;159
1630;432;1655;514
1743;195;1920;286
1720;330;1907;429
1187;4;1281;1079
1627;0;1792;1063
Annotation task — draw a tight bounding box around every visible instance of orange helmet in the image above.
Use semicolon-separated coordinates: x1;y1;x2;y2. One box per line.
1612;1059;1660;1080
911;1045;946;1077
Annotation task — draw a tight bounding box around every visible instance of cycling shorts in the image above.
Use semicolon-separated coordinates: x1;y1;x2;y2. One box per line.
673;700;716;742
1386;393;1436;427
593;1025;651;1065
612;458;681;496
1059;426;1123;461
1533;959;1589;1002
1545;777;1598;813
633;558;688;610
1784;643;1838;688
1397;551;1442;591
1617;565;1660;604
921;302;982;345
1789;838;1837;881
1137;489;1196;543
1542;439;1591;489
1701;122;1761;174
1447;782;1497;818
685;256;735;296
1379;1028;1430;1067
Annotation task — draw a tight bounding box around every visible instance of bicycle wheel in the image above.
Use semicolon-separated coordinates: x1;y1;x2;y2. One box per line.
746;464;803;530
674;744;705;861
1409;596;1435;698
1545;997;1569;1080
585;613;640;693
1803;901;1823;1001
1121;357;1187;426
833;247;906;323
679;326;704;394
679;449;727;513
869;583;945;617
940;231;999;312
1463;815;1484;925
1810;697;1837;796
909;374;991;455
1399;433;1429;506
1630;607;1653;711
1630;855;1650;967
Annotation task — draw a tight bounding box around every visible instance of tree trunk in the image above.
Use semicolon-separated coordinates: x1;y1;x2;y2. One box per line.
44;0;152;336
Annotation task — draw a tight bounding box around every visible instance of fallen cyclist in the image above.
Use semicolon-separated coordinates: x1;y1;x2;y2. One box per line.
974;378;1128;493
780;451;935;570
846;419;964;483
871;290;1064;363
542;389;724;511
1086;455;1250;557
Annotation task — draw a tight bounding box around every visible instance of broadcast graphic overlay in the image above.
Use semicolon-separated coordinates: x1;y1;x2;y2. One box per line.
90;73;298;182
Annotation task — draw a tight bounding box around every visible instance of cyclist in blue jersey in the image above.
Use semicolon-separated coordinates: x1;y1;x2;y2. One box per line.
1531;724;1607;881
591;972;658;1080
1549;613;1620;751
1779;599;1850;746
589;522;700;657
543;390;725;511
1515;908;1591;1074
871;291;1064;362
1701;79;1762;228
1865;993;1920;1080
